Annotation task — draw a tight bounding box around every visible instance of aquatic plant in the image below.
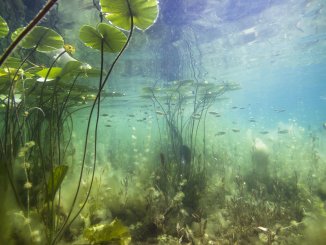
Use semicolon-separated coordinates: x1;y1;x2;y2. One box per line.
0;0;59;66
84;219;131;245
0;0;159;243
143;80;240;208
139;76;241;243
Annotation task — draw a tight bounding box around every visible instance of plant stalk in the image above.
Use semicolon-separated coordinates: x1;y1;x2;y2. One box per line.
0;0;59;66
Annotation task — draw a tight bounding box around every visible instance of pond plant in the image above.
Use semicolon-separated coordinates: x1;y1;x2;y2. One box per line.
1;1;326;245
141;78;241;238
0;0;158;244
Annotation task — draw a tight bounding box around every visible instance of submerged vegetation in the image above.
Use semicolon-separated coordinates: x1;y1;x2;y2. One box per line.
0;0;158;244
1;0;326;245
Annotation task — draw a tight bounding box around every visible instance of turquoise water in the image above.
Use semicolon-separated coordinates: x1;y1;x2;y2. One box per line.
1;0;326;244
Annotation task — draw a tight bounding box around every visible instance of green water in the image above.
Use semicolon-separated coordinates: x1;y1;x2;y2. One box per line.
1;0;326;244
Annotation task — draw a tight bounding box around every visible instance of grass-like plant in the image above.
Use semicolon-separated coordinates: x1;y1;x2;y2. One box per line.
0;0;159;244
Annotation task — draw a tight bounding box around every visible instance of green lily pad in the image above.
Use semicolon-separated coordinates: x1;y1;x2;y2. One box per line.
79;23;127;53
11;26;64;52
36;67;62;82
0;16;9;38
0;67;24;81
26;66;44;75
100;0;159;31
60;60;83;77
1;57;28;69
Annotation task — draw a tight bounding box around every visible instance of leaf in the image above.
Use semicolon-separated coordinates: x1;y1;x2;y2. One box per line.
79;23;127;53
46;165;68;201
0;67;24;81
60;60;83;77
11;26;64;52
0;16;9;38
84;219;131;245
60;61;102;78
100;0;159;31
1;57;28;69
36;67;62;82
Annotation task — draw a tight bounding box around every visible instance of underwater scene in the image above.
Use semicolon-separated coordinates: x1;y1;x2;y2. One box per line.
0;0;326;244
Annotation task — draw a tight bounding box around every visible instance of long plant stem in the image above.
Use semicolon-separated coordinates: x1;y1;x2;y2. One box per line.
0;0;59;66
52;1;135;243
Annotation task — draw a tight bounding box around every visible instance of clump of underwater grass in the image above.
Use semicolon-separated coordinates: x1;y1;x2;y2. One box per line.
0;0;159;243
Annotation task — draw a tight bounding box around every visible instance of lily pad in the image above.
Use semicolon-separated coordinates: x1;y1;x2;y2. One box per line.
100;0;159;31
36;67;62;82
60;60;83;77
0;67;24;81
1;57;28;69
79;23;127;53
11;26;64;52
0;16;9;38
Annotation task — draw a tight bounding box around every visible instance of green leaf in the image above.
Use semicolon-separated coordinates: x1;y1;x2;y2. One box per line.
60;61;102;78
46;165;68;201
1;57;28;69
84;219;131;245
11;27;23;41
26;66;44;75
36;67;62;82
0;67;24;81
79;23;127;53
0;16;9;38
11;26;64;52
100;0;159;31
60;60;83;77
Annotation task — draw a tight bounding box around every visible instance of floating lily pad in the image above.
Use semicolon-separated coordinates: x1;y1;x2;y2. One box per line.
11;26;64;52
0;16;9;38
0;67;24;81
79;23;127;53
36;67;62;82
100;0;159;31
60;60;83;78
1;57;28;69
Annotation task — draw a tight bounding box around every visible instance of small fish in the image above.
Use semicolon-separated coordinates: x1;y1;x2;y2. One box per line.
274;109;286;113
259;131;269;135
128;114;135;117
191;114;201;120
278;129;289;134
209;111;219;115
156;111;165;115
231;106;238;109
105;124;112;127
249;119;256;122
232;128;240;133
215;114;221;118
101;113;109;117
136;118;146;122
239;107;245;110
215;131;226;136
